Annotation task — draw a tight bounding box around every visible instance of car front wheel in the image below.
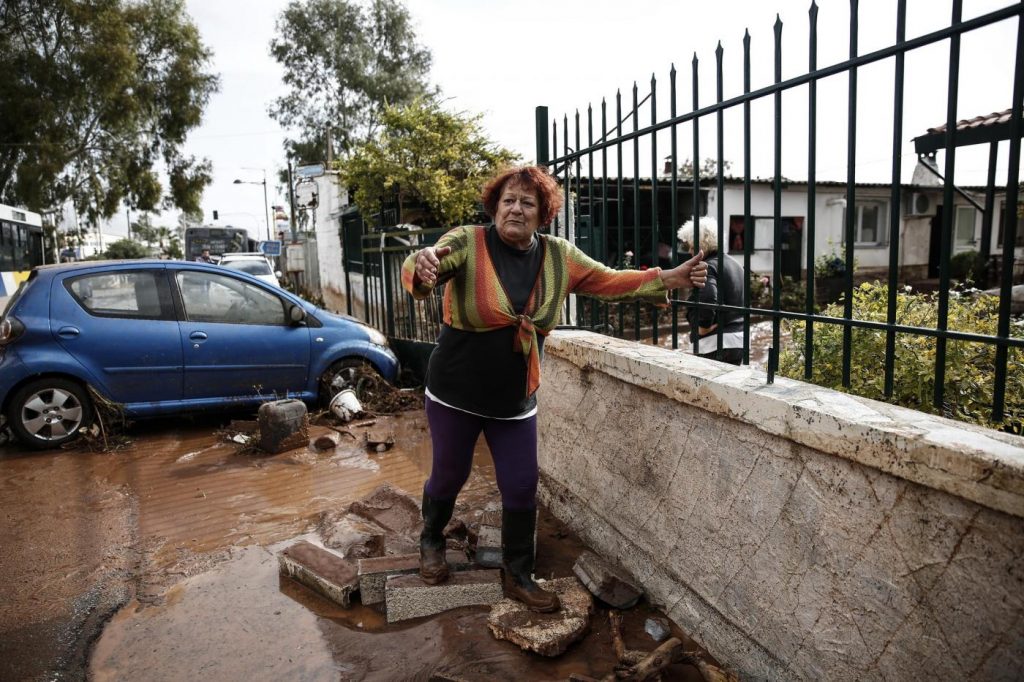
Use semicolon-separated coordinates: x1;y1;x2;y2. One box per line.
7;379;94;450
319;358;379;408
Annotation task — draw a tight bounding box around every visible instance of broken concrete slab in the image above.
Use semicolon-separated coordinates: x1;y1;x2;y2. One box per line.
385;569;502;623
348;483;421;534
487;576;593;657
278;541;358;607
572;550;642;609
346;483;422;554
474;524;502;568
357;551;471;605
257;399;309;454
318;513;386;559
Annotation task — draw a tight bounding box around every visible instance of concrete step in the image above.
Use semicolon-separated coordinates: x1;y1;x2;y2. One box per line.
278;540;358;607
385;569;502;623
357;551;471;605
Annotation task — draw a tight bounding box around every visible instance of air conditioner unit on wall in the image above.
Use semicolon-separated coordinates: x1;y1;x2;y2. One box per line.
906;192;932;216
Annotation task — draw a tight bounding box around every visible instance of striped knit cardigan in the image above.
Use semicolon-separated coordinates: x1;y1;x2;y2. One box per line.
401;225;668;397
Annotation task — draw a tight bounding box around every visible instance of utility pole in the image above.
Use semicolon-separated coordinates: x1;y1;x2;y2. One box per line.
287;161;297;243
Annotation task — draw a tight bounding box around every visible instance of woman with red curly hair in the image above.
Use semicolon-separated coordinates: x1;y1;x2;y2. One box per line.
402;165;707;612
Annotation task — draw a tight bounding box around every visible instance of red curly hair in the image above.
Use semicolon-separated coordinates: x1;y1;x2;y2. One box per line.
481;165;563;226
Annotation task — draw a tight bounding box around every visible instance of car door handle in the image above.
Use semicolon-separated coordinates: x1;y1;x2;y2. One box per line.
57;326;80;338
189;331;208;341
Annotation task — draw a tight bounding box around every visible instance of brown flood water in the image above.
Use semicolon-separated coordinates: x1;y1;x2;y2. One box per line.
1;410;708;681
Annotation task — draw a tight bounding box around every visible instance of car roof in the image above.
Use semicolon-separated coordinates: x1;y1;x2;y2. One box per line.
33;258;261;279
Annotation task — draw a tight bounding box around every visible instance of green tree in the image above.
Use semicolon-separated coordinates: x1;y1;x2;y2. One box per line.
340;97;519;227
269;0;434;162
0;0;218;222
676;157;733;180
103;238;149;259
780;282;1024;433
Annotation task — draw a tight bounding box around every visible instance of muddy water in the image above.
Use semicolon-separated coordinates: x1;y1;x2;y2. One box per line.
2;411;708;681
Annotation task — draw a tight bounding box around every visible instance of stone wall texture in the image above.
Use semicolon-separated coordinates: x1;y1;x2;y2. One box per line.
537;330;1024;681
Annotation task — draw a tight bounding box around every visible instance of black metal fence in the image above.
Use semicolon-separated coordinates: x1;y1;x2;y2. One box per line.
537;0;1024;425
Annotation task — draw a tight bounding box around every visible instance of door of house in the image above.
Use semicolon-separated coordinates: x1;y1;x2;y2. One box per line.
928;209;942;278
780;217;804;281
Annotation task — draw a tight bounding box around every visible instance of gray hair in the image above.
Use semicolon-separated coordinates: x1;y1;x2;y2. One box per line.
676;217;719;253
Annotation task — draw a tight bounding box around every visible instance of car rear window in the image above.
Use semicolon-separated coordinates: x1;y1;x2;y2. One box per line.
223;260;272;276
66;271;172;319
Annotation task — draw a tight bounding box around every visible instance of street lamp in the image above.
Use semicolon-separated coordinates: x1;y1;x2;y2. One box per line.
233;168;271;241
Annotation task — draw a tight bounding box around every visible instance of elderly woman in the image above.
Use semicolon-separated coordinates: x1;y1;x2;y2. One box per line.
677;217;745;365
402;165;707;612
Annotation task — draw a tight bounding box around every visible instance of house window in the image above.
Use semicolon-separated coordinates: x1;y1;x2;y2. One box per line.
843;200;887;245
997;202;1024;248
731;215;803;252
954;206;976;249
753;218;775;250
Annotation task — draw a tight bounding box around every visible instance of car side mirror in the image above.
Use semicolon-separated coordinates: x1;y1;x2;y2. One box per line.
289;304;306;324
275;271;282;278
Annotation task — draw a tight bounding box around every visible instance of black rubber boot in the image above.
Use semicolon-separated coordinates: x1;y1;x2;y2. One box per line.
501;508;560;612
420;487;456;584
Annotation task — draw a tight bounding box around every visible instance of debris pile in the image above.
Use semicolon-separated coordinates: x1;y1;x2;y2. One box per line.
276;484;737;679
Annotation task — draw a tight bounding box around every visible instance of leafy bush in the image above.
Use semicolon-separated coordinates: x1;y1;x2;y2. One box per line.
102;239;150;260
949;250;988;284
780;281;1024;433
814;251;847;278
749;272;809;311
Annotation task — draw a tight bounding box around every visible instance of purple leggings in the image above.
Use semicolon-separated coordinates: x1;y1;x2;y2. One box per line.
424;397;538;511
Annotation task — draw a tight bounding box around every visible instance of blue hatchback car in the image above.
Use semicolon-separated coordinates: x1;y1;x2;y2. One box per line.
0;260;399;449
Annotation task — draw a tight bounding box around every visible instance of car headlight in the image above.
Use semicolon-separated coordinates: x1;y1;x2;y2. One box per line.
364;325;388;347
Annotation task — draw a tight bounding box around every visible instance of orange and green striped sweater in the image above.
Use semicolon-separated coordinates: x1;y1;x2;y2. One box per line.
401;225;668;397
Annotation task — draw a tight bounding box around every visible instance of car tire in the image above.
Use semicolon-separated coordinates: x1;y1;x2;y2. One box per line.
7;378;94;450
319;358;378;408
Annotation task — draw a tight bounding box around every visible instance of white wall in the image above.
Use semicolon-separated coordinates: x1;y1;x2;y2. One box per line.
538;330;1024;681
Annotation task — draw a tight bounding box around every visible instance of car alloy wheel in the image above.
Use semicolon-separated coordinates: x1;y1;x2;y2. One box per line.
320;358;377;407
8;379;93;450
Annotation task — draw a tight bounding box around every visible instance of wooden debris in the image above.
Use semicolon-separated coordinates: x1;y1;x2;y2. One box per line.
603;612;737;682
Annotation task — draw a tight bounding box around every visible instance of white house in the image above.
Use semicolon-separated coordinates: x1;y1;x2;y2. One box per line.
708;176;1022;283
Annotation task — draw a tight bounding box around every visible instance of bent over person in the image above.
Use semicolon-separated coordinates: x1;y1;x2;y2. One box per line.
401;165;707;612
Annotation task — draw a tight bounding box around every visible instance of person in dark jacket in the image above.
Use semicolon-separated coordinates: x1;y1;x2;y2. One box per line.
678;217;745;365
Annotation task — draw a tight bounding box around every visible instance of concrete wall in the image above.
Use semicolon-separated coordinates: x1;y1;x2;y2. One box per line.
537;330;1024;681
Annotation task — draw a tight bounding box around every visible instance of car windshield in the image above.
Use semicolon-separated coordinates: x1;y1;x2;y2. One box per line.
223;260;272;276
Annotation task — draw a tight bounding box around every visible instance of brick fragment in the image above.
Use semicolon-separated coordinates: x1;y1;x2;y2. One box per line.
279;540;358;607
572;550;642;609
385;569;502;623
357;551;470;605
488;576;593;657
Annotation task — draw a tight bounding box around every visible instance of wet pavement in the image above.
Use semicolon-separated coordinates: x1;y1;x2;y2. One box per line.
1;409;710;681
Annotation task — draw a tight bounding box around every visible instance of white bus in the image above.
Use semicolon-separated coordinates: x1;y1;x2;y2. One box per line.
0;203;44;300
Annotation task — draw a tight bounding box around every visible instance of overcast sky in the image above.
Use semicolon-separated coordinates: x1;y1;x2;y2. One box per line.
122;0;1020;238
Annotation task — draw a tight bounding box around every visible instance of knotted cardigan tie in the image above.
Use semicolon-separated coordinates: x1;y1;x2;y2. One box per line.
402;225;668;398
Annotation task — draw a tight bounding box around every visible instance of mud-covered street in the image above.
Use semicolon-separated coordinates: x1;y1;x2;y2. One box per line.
1;408;709;681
